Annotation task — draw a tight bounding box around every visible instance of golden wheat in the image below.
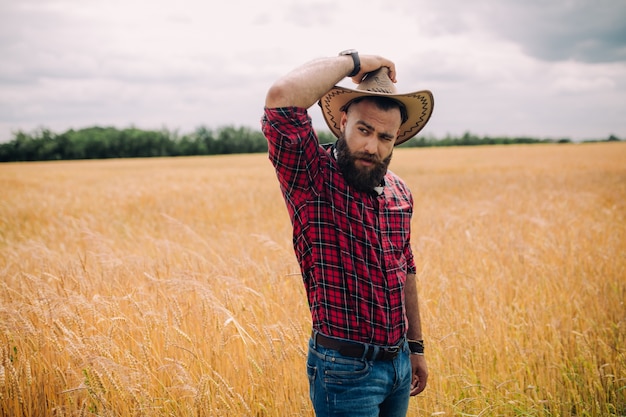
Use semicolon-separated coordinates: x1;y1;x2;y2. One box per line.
1;144;624;416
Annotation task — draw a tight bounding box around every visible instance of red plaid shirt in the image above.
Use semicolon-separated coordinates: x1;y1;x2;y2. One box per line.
262;107;416;346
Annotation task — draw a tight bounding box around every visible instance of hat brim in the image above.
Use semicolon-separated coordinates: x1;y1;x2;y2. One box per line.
318;86;434;146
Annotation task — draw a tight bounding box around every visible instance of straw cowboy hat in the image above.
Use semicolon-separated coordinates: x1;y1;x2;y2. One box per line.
318;67;434;146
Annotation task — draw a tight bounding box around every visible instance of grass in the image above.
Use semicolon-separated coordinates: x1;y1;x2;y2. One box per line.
1;143;624;416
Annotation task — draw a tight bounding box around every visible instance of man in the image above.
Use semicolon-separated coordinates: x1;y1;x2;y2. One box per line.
261;50;434;417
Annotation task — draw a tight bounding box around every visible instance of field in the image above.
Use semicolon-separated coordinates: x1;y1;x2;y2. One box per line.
1;142;625;416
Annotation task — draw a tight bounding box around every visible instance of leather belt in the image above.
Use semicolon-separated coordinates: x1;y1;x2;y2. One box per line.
313;332;401;361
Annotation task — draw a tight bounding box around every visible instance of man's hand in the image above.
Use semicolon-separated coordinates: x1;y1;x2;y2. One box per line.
410;354;428;396
350;55;397;84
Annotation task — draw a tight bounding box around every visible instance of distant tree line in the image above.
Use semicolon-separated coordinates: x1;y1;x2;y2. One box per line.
0;126;621;162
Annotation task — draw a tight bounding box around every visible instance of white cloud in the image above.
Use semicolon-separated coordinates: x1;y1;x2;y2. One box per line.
549;62;619;94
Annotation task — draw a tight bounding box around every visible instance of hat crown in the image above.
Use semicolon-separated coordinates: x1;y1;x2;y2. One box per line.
356;67;397;94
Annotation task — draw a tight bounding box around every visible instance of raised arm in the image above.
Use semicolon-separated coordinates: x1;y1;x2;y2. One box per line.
264;53;398;109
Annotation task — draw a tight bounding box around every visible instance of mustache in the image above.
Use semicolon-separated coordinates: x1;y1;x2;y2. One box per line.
353;152;381;163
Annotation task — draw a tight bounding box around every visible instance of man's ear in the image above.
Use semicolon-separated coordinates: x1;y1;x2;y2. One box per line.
340;112;348;133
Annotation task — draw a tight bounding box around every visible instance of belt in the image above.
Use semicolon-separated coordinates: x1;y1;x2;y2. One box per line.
312;332;401;361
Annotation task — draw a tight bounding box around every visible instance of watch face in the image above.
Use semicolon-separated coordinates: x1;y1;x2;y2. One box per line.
340;49;358;56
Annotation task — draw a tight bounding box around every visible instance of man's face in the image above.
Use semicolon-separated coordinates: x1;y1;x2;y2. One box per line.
336;99;401;192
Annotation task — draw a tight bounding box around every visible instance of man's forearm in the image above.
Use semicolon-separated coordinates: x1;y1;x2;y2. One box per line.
264;53;397;110
264;56;354;109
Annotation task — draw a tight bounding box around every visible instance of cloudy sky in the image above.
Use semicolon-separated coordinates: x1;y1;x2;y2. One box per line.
1;0;625;142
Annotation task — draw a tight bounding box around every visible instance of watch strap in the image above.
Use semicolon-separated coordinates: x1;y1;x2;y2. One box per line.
408;339;425;355
339;49;360;77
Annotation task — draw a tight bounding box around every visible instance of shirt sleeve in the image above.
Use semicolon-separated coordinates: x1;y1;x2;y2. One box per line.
261;107;325;201
404;240;417;275
404;188;417;275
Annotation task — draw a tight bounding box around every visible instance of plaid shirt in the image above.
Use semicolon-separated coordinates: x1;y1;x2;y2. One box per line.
262;107;416;346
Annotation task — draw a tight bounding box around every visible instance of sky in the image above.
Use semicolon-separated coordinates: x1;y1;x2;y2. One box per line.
1;0;625;142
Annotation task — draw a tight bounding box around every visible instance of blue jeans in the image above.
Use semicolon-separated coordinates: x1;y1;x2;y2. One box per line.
306;334;412;417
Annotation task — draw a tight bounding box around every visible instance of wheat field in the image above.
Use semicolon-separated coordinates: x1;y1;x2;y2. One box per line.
1;142;624;416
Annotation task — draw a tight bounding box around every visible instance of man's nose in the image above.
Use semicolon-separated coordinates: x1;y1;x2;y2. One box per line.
363;137;377;154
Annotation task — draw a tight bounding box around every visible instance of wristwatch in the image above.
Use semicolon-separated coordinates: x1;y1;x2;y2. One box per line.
339;49;360;77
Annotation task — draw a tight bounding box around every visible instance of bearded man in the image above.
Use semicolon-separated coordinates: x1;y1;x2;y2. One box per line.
261;51;434;417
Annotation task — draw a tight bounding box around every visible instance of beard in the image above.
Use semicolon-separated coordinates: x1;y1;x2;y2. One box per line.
335;135;392;193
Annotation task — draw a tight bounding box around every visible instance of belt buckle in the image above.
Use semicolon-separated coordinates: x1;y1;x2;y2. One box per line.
386;346;400;357
377;346;399;361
